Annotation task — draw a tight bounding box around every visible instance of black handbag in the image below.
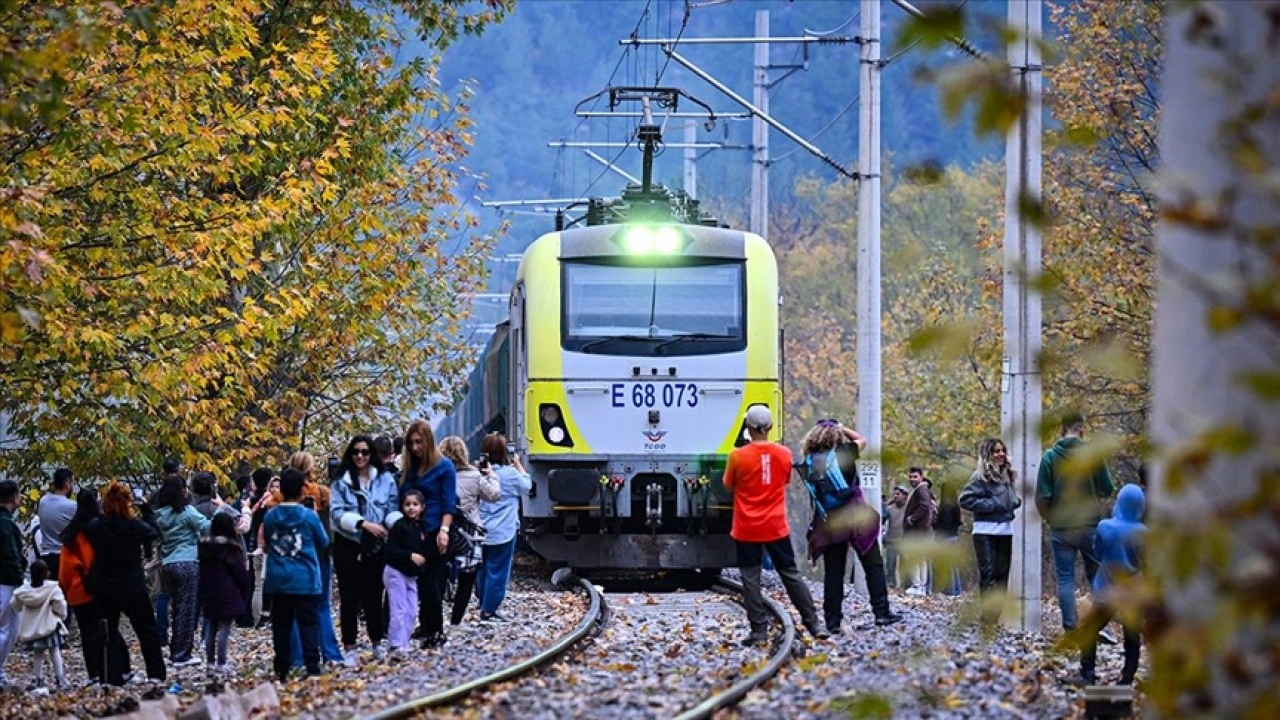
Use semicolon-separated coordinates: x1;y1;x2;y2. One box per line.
445;513;485;559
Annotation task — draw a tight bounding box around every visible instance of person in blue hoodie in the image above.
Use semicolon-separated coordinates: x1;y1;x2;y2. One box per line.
1071;483;1145;686
399;419;456;648
263;468;329;681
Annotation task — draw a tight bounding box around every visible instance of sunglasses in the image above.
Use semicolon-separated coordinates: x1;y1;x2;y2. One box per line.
353;449;371;457
817;419;840;428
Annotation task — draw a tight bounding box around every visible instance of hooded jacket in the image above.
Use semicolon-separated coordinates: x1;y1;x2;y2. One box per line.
10;580;68;642
1092;484;1145;595
11;576;67;638
1036;436;1115;529
329;469;398;544
262;502;329;596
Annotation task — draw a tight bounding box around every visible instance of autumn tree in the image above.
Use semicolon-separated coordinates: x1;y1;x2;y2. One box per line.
1;0;513;487
1038;0;1158;464
773;161;1004;479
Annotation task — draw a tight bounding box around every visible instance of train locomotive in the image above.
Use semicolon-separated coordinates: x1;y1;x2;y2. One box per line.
437;96;781;572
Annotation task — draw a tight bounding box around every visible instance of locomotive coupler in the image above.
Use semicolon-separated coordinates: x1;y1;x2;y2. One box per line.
645;482;663;533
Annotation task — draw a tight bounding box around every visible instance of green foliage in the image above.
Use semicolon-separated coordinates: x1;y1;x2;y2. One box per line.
0;0;513;487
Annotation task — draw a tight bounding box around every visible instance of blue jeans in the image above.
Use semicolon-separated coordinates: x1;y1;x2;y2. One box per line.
475;539;516;614
1052;527;1100;630
941;534;962;595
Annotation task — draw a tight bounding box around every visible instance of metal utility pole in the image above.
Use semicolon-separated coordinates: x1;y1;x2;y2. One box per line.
751;10;770;239
684;121;697;197
855;0;882;507
1003;0;1043;633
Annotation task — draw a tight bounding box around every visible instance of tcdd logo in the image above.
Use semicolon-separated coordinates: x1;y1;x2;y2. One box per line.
642;429;667;451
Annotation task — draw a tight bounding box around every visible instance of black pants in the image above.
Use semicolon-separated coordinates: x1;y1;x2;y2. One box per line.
99;588;166;684
71;601;130;684
821;540;892;630
333;536;386;647
416;540;449;638
1080;603;1141;683
237;559;256;627
451;568;478;625
271;593;321;680
973;534;1013;623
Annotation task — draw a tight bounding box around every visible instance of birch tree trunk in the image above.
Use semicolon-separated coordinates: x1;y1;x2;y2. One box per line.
1150;2;1280;715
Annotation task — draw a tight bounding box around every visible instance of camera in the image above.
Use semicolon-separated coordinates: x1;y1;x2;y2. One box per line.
506;442;516;457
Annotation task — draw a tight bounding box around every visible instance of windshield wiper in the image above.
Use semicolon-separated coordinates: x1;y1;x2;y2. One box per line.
653;333;735;355
578;335;653;354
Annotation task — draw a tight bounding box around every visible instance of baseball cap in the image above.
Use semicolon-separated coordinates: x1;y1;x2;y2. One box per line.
894;485;909;495
744;405;772;431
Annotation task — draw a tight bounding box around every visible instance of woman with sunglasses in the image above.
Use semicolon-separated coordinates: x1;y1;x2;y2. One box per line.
329;435;397;663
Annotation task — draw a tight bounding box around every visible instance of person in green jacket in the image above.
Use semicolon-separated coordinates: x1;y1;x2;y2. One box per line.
1036;412;1115;632
0;480;29;686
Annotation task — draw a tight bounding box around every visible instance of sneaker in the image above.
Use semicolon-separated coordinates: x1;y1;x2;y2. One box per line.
341;649;358;668
171;656;203;668
905;586;927;596
420;632;447;649
31;686;50;697
874;613;904;627
1098;629;1118;645
1064;673;1096;688
803;621;831;639
372;644;387;661
828;625;843;635
479;611;509;623
740;630;769;648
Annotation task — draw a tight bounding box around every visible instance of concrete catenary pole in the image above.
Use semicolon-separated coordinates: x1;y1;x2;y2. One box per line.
1003;0;1043;633
683;121;697;198
1153;4;1279;715
855;0;882;505
750;10;769;239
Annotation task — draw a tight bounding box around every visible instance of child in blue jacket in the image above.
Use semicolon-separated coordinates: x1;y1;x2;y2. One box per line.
262;468;329;681
1074;483;1145;686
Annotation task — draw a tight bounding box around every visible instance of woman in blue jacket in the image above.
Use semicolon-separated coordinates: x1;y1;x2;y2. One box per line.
329;434;397;663
399;419;455;648
475;433;531;622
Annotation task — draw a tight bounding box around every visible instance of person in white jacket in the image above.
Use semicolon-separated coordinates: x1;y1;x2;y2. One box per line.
10;559;68;692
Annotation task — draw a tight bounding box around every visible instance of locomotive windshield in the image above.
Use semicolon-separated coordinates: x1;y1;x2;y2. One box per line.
561;259;746;356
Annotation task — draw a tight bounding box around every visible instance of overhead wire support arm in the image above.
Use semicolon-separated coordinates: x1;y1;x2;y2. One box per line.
660;46;858;179
622;36;862;46
581;150;642;185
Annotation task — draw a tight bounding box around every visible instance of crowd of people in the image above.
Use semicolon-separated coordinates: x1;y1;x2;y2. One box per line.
0;425;530;690
726;409;1145;689
0;410;1144;692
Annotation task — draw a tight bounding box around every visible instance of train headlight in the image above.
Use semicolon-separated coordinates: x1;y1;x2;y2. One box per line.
538;402;574;448
615;225;690;255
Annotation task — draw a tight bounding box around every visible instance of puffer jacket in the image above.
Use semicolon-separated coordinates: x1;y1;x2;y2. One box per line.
959;468;1022;524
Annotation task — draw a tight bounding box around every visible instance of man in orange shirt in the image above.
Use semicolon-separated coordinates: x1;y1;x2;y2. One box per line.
723;406;829;646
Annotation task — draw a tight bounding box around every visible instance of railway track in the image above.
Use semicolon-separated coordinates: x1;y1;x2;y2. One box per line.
363;576;797;720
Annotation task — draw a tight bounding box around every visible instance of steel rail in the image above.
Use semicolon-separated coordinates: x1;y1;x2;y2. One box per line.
362;576;605;720
673;578;796;720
